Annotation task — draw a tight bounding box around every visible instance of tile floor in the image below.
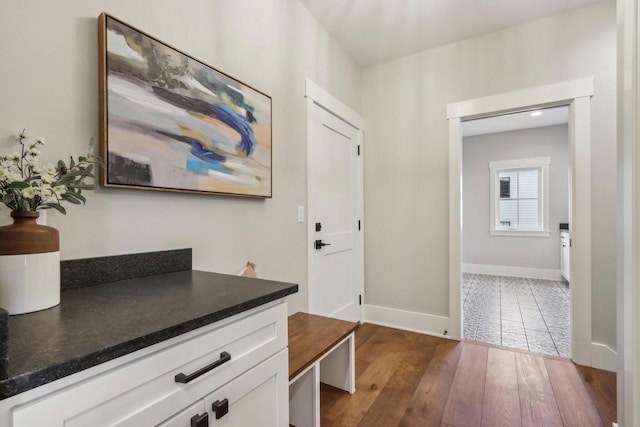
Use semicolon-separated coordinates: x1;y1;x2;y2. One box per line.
462;273;571;358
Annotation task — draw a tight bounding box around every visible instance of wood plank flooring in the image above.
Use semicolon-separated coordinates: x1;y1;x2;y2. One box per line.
320;323;616;427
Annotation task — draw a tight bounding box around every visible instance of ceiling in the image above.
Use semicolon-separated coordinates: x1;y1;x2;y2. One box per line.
462;106;569;137
298;0;605;67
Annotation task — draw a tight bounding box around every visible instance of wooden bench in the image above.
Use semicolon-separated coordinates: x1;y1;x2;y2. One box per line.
288;312;359;427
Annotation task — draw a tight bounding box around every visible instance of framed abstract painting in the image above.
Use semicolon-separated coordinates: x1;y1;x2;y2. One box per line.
98;13;272;198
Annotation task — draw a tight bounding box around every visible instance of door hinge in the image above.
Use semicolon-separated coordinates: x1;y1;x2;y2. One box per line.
357;145;361;156
359;294;362;306
570;239;572;247
358;220;361;230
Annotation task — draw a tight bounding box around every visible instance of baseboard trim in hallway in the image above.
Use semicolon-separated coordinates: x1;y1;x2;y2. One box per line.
463;263;563;280
364;304;451;339
591;342;617;372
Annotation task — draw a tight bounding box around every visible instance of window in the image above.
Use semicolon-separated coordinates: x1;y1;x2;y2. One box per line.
489;157;550;236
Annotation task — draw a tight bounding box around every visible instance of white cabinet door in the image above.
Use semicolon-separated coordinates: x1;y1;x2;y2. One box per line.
203;349;289;427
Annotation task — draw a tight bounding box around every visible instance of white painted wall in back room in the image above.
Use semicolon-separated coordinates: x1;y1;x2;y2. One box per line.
363;1;617;349
0;0;362;315
463;125;569;274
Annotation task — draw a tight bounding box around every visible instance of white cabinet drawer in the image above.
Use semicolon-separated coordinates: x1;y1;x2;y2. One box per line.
156;402;206;427
12;302;287;427
204;349;289;427
154;349;288;427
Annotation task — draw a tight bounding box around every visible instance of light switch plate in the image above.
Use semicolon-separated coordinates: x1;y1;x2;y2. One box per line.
297;206;305;223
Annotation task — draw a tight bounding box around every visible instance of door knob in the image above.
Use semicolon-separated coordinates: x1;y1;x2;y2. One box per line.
314;240;331;250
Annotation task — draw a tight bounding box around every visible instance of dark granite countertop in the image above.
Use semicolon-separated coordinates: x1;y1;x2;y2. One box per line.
0;269;297;400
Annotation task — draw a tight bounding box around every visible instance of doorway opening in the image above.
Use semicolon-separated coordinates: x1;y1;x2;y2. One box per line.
460;106;571;357
447;77;593;366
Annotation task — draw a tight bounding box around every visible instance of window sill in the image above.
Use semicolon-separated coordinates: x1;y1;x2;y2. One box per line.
490;229;551;237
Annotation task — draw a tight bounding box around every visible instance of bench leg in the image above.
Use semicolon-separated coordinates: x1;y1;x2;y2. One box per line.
289;364;320;427
319;333;356;394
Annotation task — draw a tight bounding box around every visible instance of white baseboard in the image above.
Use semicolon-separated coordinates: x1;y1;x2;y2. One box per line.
463;263;563;281
591;342;617;372
364;304;453;340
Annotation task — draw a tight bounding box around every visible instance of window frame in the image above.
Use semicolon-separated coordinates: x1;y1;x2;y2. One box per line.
488;157;551;237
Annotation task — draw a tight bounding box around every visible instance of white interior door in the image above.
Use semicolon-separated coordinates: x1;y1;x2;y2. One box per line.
307;98;363;323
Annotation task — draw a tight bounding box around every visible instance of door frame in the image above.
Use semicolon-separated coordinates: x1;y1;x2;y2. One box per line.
447;77;594;365
617;0;640;423
305;78;365;322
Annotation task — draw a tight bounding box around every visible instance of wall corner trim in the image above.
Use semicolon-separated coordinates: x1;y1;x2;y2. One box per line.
591;342;617;372
363;304;454;340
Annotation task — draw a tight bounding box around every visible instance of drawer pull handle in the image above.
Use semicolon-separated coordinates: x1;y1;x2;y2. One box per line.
175;351;231;383
190;412;209;427
212;398;229;419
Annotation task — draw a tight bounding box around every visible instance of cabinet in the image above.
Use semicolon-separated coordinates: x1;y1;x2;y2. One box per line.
560;231;570;282
4;301;289;427
155;350;287;427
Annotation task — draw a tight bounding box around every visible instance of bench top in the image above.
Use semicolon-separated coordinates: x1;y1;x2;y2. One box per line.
288;312;359;380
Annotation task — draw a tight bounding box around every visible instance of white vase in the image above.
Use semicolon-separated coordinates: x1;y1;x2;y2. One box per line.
0;211;60;315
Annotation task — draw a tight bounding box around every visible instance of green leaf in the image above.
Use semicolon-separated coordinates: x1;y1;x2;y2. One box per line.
7;181;29;189
57;160;66;170
61;193;82;204
66;169;83;177
71;182;96;190
42;203;67;215
55;174;75;186
70;157;75;168
72;192;86;203
2;194;17;211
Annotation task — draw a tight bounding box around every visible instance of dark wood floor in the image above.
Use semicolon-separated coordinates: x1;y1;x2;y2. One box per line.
320;323;616;427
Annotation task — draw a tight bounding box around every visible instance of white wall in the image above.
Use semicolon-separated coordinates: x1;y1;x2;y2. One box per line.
363;1;617;349
0;0;363;315
463;125;569;271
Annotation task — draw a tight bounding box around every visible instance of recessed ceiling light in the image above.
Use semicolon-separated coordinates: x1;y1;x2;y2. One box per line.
530;111;543;117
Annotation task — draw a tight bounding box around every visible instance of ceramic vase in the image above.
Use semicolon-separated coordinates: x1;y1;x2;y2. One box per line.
0;211;60;315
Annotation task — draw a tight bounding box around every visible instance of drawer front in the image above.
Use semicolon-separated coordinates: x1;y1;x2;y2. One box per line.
122;349;288;427
204;349;289;427
157;401;206;427
12;302;287;427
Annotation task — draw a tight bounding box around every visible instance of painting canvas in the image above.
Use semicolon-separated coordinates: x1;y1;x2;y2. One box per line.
99;14;272;198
